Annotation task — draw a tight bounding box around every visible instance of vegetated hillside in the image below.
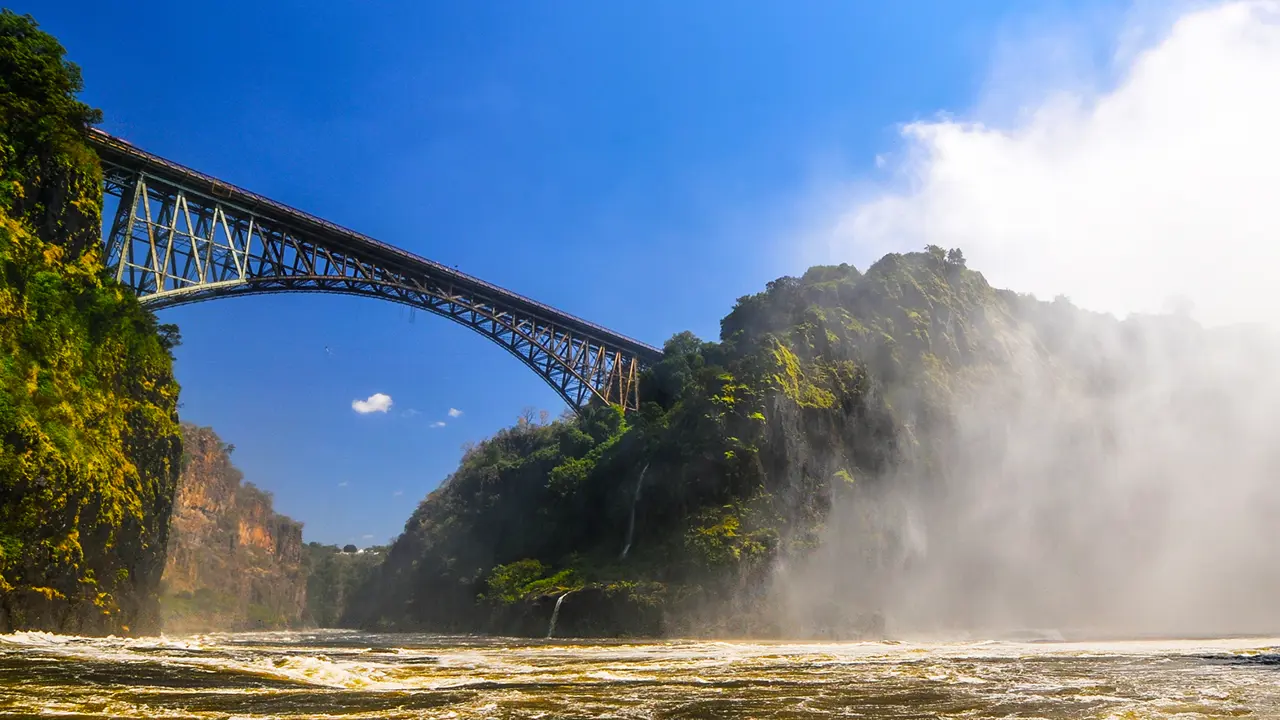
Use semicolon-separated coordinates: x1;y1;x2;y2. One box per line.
343;247;1014;636
349;244;1280;638
160;425;307;633
0;11;183;635
304;543;385;628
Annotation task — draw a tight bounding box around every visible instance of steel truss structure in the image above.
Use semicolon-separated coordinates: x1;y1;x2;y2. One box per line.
90;130;662;412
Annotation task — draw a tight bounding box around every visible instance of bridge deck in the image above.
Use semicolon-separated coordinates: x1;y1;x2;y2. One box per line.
88;128;663;363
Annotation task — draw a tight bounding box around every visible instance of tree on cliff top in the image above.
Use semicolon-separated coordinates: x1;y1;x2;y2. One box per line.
0;10;103;257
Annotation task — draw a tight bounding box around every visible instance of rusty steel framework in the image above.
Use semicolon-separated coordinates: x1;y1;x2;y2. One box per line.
90;129;662;412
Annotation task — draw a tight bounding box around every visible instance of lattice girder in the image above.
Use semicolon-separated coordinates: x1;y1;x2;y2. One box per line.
92;130;660;412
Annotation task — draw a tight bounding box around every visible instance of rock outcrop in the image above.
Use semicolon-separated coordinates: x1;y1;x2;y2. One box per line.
160;424;307;633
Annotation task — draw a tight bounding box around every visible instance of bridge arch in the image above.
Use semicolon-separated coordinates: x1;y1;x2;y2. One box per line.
91;130;662;412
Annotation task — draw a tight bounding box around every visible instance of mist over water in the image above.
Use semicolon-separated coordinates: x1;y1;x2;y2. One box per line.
910;319;1280;637
788;0;1280;640
780;305;1280;639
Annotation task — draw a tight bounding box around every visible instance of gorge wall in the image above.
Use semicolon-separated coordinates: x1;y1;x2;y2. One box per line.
160;424;307;632
0;11;183;635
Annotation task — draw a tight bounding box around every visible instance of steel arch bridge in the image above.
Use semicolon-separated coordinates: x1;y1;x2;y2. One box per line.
90;130;663;412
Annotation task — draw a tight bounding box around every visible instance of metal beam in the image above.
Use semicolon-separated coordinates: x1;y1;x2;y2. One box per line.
91;130;662;412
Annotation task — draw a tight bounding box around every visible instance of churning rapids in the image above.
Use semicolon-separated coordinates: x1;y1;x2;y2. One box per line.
4;631;1280;718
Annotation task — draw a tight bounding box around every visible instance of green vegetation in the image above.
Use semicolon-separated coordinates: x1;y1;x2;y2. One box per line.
344;247;998;635
303;543;385;627
482;559;581;605
159;587;238;623
0;11;182;634
0;10;101;257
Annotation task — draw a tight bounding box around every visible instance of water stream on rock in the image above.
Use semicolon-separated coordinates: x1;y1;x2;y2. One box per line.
546;591;573;639
619;463;649;560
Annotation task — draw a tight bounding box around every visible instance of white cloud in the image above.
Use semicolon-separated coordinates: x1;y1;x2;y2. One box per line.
448;408;463;418
430;421;446;428
822;1;1280;327
401;408;421;418
352;392;393;414
393;490;404;497
337;481;349;487
362;534;374;540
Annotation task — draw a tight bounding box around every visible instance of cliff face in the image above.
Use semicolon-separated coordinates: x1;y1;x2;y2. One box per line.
0;12;183;636
160;424;307;633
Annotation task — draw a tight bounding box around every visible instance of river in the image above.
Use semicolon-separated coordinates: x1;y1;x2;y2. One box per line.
2;630;1279;718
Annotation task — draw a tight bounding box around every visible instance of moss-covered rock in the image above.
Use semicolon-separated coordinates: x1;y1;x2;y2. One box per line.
0;11;183;636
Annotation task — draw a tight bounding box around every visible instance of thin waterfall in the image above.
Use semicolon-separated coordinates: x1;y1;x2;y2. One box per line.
620;463;650;560
546;590;573;639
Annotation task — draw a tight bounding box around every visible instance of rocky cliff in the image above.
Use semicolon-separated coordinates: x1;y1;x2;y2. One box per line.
160;424;307;632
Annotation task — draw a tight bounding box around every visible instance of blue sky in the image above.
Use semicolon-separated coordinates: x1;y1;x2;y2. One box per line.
25;0;1127;546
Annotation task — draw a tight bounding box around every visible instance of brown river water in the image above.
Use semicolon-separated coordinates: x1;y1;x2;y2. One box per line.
2;630;1280;718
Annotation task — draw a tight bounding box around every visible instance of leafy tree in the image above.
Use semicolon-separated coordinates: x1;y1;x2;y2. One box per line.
0;10;103;256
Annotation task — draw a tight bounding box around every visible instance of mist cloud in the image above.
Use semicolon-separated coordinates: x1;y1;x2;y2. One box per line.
827;0;1280;326
780;1;1280;639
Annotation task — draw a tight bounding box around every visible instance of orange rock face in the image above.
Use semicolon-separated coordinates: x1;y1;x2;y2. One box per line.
160;424;307;632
